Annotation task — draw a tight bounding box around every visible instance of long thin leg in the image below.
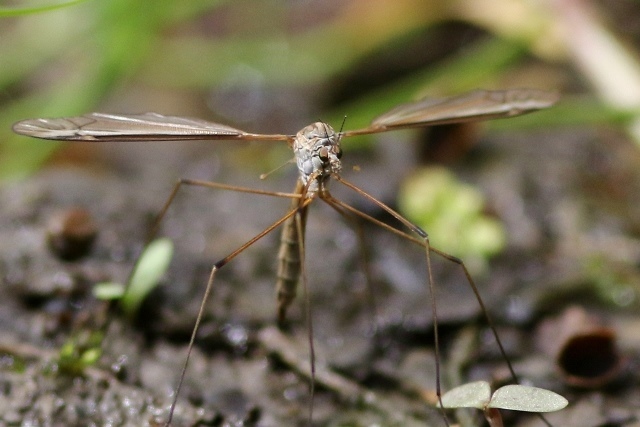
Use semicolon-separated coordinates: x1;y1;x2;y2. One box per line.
164;197;313;426
123;178;302;296
320;188;450;426
148;178;302;242
127;176;306;426
332;177;518;377
329;178;491;422
331;177;554;427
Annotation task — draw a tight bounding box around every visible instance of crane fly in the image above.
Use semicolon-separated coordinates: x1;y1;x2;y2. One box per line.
13;88;559;426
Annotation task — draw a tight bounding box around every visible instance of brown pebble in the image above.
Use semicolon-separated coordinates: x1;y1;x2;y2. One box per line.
47;207;98;261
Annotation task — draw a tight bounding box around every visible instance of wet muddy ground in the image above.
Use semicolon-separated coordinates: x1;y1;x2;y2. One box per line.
1;107;640;427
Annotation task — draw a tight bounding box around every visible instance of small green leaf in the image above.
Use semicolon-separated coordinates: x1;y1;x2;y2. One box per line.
93;282;126;300
56;331;104;375
489;385;569;413
122;238;174;317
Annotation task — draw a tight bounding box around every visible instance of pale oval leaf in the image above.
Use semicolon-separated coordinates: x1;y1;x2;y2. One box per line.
489;385;569;412
440;381;492;409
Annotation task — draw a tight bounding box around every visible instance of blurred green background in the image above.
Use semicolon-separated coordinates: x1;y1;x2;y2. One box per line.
1;0;610;178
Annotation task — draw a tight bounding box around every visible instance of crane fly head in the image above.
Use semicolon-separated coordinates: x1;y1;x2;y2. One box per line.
293;122;343;194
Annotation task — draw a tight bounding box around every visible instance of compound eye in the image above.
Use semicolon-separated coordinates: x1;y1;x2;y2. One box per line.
318;147;329;162
336;148;343;159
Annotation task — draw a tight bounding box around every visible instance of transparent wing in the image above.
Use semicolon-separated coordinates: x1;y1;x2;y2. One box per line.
342;89;559;137
12;112;292;142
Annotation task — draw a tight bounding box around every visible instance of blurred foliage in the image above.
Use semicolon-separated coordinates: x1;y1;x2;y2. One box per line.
584;254;640;308
0;0;608;180
56;330;103;375
0;0;88;17
399;167;506;274
1;0;227;179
